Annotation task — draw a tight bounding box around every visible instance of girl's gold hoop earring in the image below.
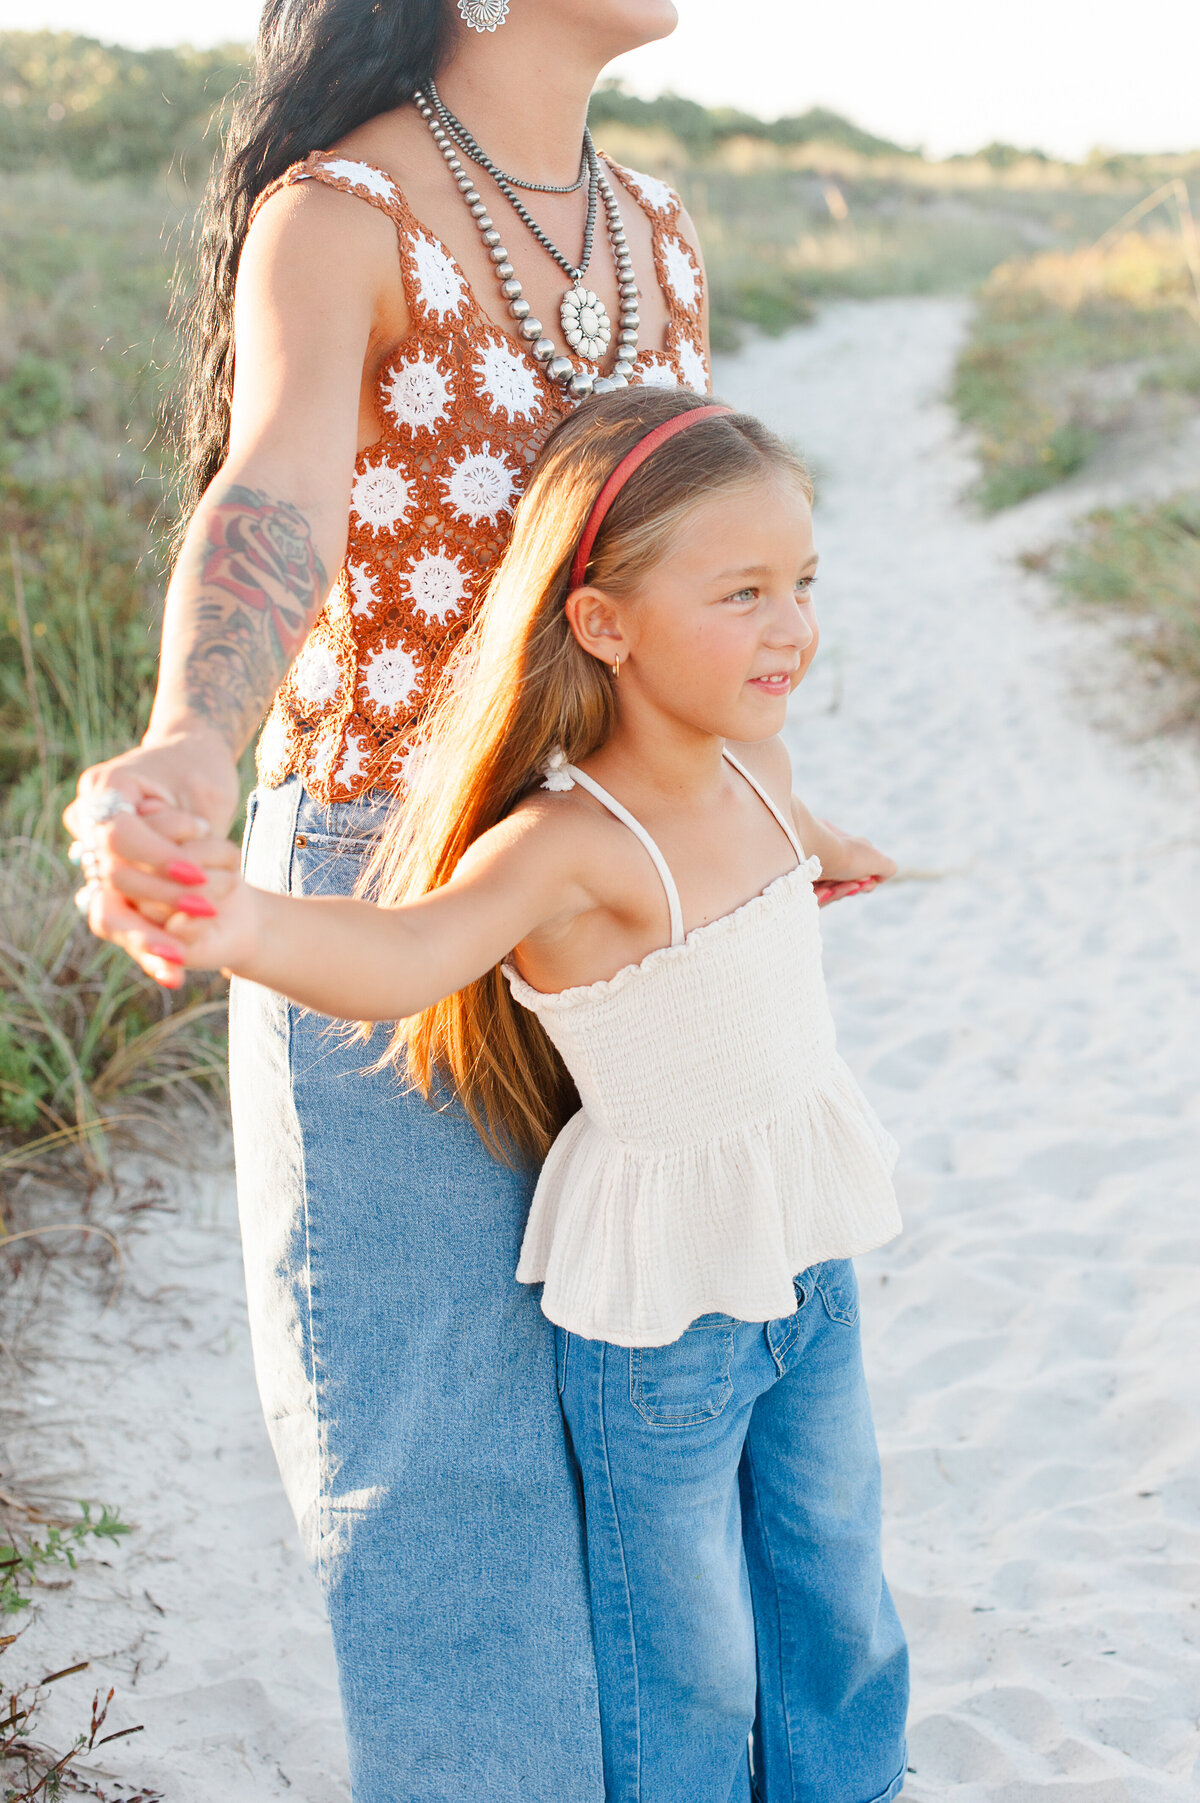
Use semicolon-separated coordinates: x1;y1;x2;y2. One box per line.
457;0;510;30
612;657;621;680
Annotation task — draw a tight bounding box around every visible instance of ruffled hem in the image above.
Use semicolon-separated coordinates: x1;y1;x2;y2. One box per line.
504;854;822;1011
515;1057;901;1347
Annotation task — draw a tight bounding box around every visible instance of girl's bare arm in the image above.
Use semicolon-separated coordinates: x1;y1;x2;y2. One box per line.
161;810;590;1020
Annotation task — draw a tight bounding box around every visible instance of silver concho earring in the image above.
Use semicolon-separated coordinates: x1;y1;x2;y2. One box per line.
457;0;510;30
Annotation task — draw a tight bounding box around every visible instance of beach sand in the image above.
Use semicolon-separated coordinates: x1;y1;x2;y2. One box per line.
6;296;1200;1799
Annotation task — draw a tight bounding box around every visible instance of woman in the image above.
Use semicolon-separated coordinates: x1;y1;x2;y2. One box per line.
67;0;709;1795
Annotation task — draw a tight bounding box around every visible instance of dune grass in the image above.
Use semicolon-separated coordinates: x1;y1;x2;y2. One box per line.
0;169;227;1191
654;159;1142;351
1053;489;1200;724
952;224;1200;509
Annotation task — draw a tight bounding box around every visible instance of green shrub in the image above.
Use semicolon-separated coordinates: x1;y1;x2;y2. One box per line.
0;30;242;179
954;235;1200;508
1058;490;1200;709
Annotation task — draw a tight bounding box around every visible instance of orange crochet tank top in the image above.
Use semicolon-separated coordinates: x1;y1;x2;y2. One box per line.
248;151;711;804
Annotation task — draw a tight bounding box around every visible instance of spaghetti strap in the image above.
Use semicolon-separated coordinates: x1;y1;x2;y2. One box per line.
721;749;805;861
563;766;685;948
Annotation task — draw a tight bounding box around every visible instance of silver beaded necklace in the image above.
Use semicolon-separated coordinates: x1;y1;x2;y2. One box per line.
412;87;640;400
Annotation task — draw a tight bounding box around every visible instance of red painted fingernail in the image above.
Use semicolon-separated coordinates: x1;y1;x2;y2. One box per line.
174;895;217;918
150;944;184;963
166;860;206;885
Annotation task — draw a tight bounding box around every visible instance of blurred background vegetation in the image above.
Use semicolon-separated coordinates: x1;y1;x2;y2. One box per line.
0;28;1197;1175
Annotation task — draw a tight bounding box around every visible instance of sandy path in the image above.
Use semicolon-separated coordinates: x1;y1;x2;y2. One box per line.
7;297;1199;1800
730;298;1200;1802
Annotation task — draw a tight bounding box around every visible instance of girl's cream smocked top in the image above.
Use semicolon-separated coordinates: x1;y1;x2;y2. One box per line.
504;752;902;1347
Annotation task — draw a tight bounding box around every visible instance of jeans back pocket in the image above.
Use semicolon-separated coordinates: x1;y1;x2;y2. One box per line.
813;1259;860;1327
629;1315;735;1427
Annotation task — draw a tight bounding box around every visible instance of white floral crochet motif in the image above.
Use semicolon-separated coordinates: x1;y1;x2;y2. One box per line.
662;236;700;309
362;642;421;713
622;166;676;214
291;641;341;707
410;231;468;321
640;358;680;390
253;149;707;805
475;338;539;422
320;159;399;206
257;708;290;776
676;336;710;396
442;445;519;525
334;727;370;788
352;461;414;531
347;561;377;618
401;549;471;622
384;353;454;433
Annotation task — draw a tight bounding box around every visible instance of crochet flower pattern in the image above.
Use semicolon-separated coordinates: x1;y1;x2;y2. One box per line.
362;641;421;713
346;561;377;618
291;640;342;707
442;445;519;525
250;151;710;803
640;358;681;390
351;461;415;531
321;159;399;205
662;236;701;309
401;548;472;622
474;339;540;422
385;352;455;433
677;337;710;396
622;167;676;214
410;231;469;320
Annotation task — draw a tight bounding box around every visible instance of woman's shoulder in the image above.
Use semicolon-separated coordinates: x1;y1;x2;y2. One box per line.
245;156;404;260
240;155;407;328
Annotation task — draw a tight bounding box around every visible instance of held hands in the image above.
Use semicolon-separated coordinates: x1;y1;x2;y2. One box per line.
64;733;242;954
70;798;254;989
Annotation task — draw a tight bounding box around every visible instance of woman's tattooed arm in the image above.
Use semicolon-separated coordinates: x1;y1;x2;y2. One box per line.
161;483;331;752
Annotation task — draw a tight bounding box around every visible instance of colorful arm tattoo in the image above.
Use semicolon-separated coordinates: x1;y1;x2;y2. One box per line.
179;484;328;751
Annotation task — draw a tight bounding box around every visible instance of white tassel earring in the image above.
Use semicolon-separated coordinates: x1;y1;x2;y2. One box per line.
457;0;510;31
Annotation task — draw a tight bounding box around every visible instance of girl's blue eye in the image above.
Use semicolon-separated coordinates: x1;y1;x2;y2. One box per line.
796;576;817;596
725;587;757;603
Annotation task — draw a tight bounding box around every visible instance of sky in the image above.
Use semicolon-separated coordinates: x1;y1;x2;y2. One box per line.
2;0;1198;161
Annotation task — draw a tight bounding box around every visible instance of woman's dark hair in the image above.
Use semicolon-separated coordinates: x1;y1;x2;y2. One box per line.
175;0;453;517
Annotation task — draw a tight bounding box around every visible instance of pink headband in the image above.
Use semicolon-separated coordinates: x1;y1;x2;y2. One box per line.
568;404;735;591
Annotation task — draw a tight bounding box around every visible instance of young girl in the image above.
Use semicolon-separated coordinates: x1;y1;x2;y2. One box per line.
144;387;909;1803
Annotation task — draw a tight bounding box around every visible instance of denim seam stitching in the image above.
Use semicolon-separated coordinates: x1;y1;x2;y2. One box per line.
862;1749;908;1803
743;1430;800;1792
599;1341;642;1799
286;792;327;1593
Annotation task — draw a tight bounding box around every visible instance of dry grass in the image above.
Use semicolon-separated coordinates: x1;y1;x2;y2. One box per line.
1049;489;1200;728
953;220;1200;508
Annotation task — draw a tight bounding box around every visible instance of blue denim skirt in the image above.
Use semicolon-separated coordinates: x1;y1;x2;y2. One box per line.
229;778;604;1802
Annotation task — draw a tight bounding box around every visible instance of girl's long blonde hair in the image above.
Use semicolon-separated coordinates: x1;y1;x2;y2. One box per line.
359;385;812;1165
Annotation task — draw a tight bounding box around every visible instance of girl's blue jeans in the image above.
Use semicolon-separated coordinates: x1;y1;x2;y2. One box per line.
557;1261;909;1803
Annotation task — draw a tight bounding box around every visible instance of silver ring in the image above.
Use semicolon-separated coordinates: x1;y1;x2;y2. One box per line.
78;789;136;828
67;839;86;867
73;882;100;915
